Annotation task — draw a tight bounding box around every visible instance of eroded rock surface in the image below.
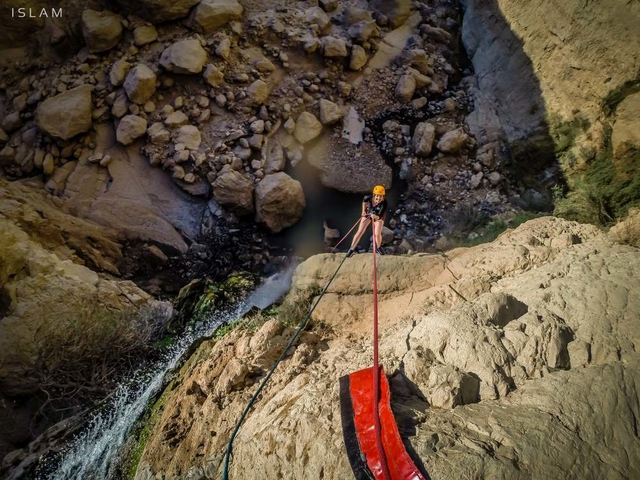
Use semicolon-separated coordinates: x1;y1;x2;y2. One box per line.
135;217;640;479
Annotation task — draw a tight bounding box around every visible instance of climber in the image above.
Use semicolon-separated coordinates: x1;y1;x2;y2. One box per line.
347;185;388;257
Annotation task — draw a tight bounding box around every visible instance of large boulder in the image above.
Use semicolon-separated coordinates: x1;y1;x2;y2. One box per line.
160;39;208;74
412;122;436;156
294;112;323;144
116;115;148;145
36;85;93;140
123;64;157;104
81;9;123;53
254;172;305;233
189;0;244;34
212;171;254;215
436;129;470;153
114;0;200;23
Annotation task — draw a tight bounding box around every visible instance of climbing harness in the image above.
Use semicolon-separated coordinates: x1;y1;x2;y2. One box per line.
222;246;351;479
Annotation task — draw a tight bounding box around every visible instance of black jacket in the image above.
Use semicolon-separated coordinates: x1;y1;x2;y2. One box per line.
363;195;387;219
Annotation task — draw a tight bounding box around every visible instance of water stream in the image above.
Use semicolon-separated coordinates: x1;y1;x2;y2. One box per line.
34;266;297;480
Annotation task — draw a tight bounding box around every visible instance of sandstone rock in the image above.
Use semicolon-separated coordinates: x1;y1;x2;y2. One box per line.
395;74;416;103
110;60;131;86
246;80;270;106
116;115;147;145
294;112;323;144
36;85;92;140
81;9;123;53
318;99;343;125
412;122;435;156
203;64;225;87
436;129;469;153
612;92;640;157
160;39;208;74
123;64;157;104
264;141;285;174
133;25;158;46
306;7;330;30
349;45;368;71
164;111;189;128
212;170;254;215
216;36;232;60
112;94;129;118
348;21;377;43
176;125;202;150
370;0;411;27
189;0;243;34
321;36;348;57
42;154;55;175
423;364;480;409
114;0;199;23
255;172;306;233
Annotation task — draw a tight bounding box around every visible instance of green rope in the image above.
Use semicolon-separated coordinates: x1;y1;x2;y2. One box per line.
222;253;350;479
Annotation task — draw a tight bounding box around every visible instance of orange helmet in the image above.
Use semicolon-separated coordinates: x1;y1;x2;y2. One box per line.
372;185;386;196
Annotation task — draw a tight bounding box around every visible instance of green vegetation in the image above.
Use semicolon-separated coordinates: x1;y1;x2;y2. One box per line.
446;206;542;248
554;129;640;226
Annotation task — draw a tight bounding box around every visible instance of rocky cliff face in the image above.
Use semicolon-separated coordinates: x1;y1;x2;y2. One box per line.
133;216;640;479
462;0;640;191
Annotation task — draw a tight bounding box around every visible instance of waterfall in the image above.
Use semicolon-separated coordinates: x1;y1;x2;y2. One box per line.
35;265;296;480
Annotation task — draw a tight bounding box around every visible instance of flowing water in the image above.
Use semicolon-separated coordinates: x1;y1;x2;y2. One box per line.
34;266;297;480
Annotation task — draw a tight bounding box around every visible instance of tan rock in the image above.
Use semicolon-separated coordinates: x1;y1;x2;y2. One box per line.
436;129;469;153
110;59;131;86
255;172;306;232
212;170;254;215
176;125;202;150
36;85;93;140
318;99;343;125
203;64;225;86
116;115;147;145
189;0;244;34
123;64;157;104
412;122;435;156
81;9;123;53
246;80;270;106
294;112;323;144
160;39;208;74
133;25;158;46
321;36;348;57
395;74;416;103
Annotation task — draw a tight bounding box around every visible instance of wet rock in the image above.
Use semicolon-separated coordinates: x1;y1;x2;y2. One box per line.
395;74;416;103
255;172;306;233
36;85;93;140
318;99;343;125
349;45;368;71
176;125;202;150
412;122;435;156
123;64;157;104
116;115;147;145
160;39;208;74
189;0;244;34
81;9;123;53
294;112;323;144
212;171;254;215
133;26;158;46
436;129;469;153
110;60;131;86
321;36;348;58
